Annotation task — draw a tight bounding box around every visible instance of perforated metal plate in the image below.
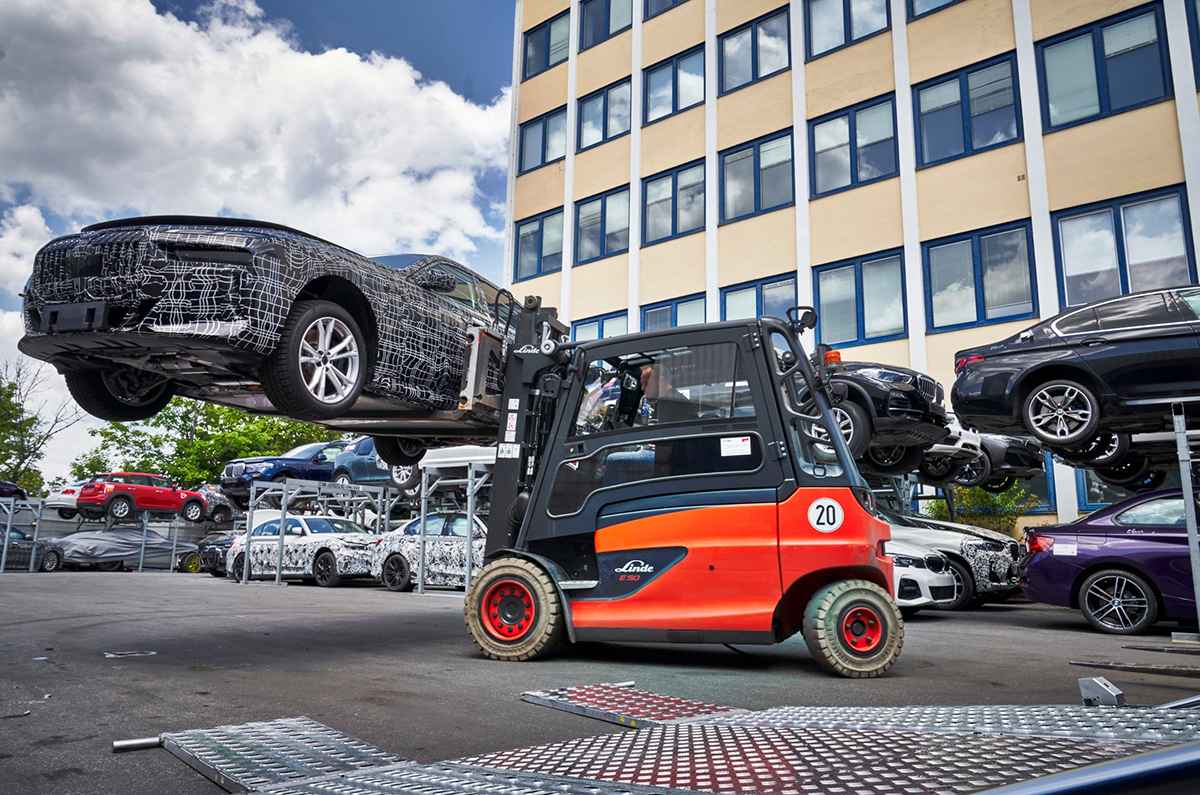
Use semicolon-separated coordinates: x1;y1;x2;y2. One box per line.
521;682;746;728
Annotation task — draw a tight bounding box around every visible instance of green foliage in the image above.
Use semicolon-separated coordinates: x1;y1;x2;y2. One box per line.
0;361;84;495
928;483;1039;536
70;397;342;486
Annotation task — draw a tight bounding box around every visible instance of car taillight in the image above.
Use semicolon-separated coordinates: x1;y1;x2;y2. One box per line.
954;354;984;374
1027;534;1054;554
64;489;75;495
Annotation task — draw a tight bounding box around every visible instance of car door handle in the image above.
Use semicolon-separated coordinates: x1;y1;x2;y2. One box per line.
1081;338;1109;347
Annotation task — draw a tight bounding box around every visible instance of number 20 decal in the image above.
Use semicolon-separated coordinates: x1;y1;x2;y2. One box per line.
807;497;844;533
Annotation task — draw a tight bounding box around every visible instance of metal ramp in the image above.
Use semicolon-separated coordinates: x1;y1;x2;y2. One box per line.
520;681;747;727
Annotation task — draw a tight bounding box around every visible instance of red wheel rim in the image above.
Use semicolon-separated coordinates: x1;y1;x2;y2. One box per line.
480;578;537;642
839;604;884;655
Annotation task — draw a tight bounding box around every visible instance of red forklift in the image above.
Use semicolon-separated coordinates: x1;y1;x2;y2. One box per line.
462;297;902;678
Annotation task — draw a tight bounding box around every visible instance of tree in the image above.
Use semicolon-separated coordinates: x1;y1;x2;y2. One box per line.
928;484;1039;537
0;360;84;493
70;397;341;485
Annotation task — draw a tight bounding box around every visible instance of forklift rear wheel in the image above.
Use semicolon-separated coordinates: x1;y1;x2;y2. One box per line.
465;558;564;661
802;579;903;678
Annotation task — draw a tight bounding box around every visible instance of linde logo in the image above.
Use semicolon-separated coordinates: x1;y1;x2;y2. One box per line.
614;560;654;574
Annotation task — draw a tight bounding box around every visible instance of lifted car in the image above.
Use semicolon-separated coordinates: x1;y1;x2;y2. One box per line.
76;472;207;523
220;440;351;507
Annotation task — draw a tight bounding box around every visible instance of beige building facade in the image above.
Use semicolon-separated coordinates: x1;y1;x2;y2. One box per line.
504;0;1200;523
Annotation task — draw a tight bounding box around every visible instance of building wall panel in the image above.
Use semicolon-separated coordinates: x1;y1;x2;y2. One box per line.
641;107;705;176
907;0;1014;85
514;164;566;221
809;179;903;265
575;137;632;200
572;254;631;318
643;1;705;67
577;33;633;97
805;33;894;119
917;144;1031;240
716;0;788;34
1030;0;1147;41
717;208;797;286
511;271;562;305
840;338;911;369
640;233;707;304
523;0;569;31
717;71;794;149
519;65;568;123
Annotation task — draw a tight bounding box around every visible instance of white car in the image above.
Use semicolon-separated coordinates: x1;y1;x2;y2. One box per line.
884;538;955;617
44;480;88;520
372;512;485;591
225;514;379;587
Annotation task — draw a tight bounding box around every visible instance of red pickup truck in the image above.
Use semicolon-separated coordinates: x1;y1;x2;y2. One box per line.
77;473;207;523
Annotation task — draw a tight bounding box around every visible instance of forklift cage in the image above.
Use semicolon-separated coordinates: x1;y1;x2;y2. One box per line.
414;446;494;594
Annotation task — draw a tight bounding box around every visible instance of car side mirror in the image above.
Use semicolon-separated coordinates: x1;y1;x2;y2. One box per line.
410;268;458;293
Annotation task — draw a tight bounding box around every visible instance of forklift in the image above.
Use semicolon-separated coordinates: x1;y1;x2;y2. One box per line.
455;296;901;678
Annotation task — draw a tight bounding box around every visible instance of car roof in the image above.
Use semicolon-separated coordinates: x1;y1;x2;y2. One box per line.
107;471;165;478
82;215;346;249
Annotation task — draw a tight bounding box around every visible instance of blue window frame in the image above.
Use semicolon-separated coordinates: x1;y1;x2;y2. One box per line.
1035;3;1173;133
645;0;688;21
922;220;1038;333
572;311;629;341
907;0;960;21
575;186;631;265
721;273;797;320
719;7;791;94
518;107;568;174
641;294;706;330
578;78;632;151
642;159;705;246
581;0;633;52
914;53;1022;167
809;94;897;197
524;11;570;80
804;0;889;61
644;46;705;124
514;207;564;282
1188;0;1200;83
720;129;794;224
1076;465;1180;512
813;250;906;346
1052;185;1196;309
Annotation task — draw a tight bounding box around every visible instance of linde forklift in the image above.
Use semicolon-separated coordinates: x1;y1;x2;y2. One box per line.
450;295;902;678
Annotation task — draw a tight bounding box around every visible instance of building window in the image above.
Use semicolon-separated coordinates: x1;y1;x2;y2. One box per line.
576;186;631;264
908;0;959;20
573;311;629;341
923;221;1037;332
514;208;564;281
810;95;896;196
720;7;790;94
642;294;706;330
1189;0;1200;81
643;160;705;245
524;11;569;80
814;251;906;345
720;130;794;223
915;54;1020;167
579;79;632;151
806;0;888;60
1076;466;1180;512
519;108;567;173
1053;187;1195;308
581;0;633;51
645;46;705;124
722;274;797;320
646;0;688;21
1036;4;1171;131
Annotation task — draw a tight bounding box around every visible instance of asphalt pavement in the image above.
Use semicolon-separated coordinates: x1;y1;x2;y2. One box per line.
0;572;1197;794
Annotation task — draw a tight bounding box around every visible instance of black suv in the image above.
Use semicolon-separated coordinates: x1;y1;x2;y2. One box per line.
952;287;1200;450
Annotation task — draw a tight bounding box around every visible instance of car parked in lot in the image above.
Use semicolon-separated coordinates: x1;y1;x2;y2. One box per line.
76;472;207;523
195;484;236;525
0;481;28;501
58;527;199;571
226;514;378;587
372;511;486;591
952;287;1200;449
1023;489;1198;635
0;528;64;572
331;436;420;495
44;480;89;519
884;538;955;618
220;440;351;507
198;529;238;576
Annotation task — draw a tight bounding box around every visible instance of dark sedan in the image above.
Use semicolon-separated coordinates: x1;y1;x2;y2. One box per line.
198;530;238;577
1023;489;1198;634
952;287;1200;450
1;528;64;572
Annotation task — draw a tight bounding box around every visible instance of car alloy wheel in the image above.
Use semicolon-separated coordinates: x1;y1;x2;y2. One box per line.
299;316;361;405
1024;381;1097;445
41;550;61;573
109;496;133;520
183;502;203;522
952;453;992;487
313;550;341;587
1082;572;1155;634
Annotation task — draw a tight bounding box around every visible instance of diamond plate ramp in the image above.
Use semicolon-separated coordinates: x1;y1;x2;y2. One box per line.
521;681;746;728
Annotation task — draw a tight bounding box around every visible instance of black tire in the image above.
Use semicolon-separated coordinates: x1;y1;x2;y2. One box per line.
1063;432;1130;468
178;552;201;573
1095;454;1151;487
465;557;565;661
312;550;341;587
211;506;232;525
107;495;135;522
64;368;174;422
919;454;960;484
381;553;412;592
1129;469;1167;492
57;508;77;520
1021;378;1100;447
832;401;871;458
863;444;924;476
208;566;226;578
374;436;426;467
39;550;62;573
181;500;205;523
1079;568;1159;635
952;452;993;487
261;299;368;420
231;553;246;582
802;579;903;678
980;476;1016;494
96;561;124;572
899;606;921;619
389;464;421;493
934;558;976;611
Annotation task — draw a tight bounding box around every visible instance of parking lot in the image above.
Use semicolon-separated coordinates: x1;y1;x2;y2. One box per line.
0;572;1196;795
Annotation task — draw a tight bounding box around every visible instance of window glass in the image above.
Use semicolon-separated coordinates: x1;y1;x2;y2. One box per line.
648;0;680;15
855;101;895;180
759;135;794;209
677;298;706;326
545;110;567;162
516;220;539;279
1056;309;1098;334
818;267;857;343
520;123;543;172
541;211;563;272
810;0;845;56
1081;468;1180;507
575;320;600;341
645;175;673;242
549;15;569;64
913;0;955;13
646;63;673;122
1096;293;1173;329
862;255;904;337
1116;497;1185;527
643;305;672;331
919;79;964;162
929;240;976;327
723;148;755;220
611;0;632;32
577;198;603;262
1175;288;1200;320
608;82;631;135
580;94;604;149
306;518;366;534
677;165;705;233
763;279;795;319
253;520;280;537
581;0;606;49
850;0;887;39
722;28;753;92
444;515;471;537
1103;13;1163;112
606;315;628;337
757;11;790;76
524;31;546;80
968;61;1017;149
1059;209;1120;306
678;50;705;109
980;229;1033;319
1122;196;1188;292
1044;35;1099;127
606;189;630;253
725;287;757;320
814;116;850;194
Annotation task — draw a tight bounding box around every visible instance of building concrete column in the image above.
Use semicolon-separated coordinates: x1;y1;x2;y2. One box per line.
703;0;720;321
789;0;813;323
1164;0;1200;268
628;1;644;331
502;0;525;290
559;0;581;323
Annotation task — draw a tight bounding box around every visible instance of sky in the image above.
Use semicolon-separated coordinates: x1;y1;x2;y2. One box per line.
0;0;515;482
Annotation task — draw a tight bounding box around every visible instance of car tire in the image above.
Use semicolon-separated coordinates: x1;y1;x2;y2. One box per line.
312;550;341;587
381;553;413;592
39;550;62;573
1079;569;1159;635
374;437;426;467
261;299;368;420
802;579;903;678
64;368;174;422
980;476;1015;494
208;566;225;578
181;500;205;523
1129;469;1167;492
56;508;77;520
918;454;959;484
96;561;124;572
231;553;246;582
389;464;420;492
211;506;232;525
864;444;924;476
952;452;993;487
1095;454;1152;487
934;559;976;611
107;495;135;522
178;552;201;573
1062;432;1130;468
899;606;920;619
465;557;565;661
1021;378;1100;447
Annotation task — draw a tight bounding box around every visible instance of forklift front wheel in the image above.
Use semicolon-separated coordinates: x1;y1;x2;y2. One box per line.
802;579;903;678
465;558;565;661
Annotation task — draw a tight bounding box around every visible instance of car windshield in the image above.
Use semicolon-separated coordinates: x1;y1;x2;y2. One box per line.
281;443;324;459
306;518;369;534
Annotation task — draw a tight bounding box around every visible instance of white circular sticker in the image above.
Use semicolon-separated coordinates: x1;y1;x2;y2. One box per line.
808;497;845;534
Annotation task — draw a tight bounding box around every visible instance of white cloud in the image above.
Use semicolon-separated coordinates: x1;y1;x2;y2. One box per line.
0;205;52;295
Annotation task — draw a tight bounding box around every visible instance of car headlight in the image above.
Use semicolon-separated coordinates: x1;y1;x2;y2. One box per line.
244;463;272;475
858;368;915;389
892;555;917;568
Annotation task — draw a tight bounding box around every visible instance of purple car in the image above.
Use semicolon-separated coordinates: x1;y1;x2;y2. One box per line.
1023;489;1198;635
